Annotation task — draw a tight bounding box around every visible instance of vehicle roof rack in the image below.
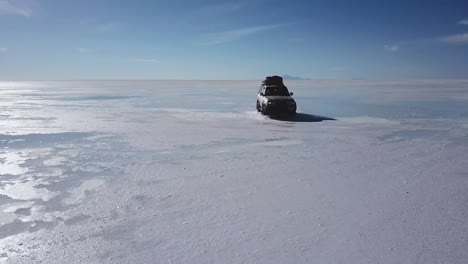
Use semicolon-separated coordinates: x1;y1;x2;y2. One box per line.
262;75;284;86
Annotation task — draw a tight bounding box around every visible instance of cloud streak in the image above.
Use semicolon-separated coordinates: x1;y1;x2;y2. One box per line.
0;47;7;53
0;0;32;17
196;24;288;46
459;19;468;25
439;33;468;44
384;44;399;52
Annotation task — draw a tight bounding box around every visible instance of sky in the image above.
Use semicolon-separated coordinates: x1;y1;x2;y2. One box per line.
0;0;468;80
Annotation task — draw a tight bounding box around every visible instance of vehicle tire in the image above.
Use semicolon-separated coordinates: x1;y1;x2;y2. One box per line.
256;101;261;112
261;104;268;115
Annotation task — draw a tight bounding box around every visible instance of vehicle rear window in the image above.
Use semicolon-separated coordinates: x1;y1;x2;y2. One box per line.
265;86;290;96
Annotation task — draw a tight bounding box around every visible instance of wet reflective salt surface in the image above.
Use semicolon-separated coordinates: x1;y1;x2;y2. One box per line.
1;80;468;263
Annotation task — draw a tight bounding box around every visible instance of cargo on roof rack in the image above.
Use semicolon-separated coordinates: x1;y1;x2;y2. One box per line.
262;75;284;86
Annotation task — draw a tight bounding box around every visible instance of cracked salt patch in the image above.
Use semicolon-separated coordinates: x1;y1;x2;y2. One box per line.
150;108;264;121
59;94;144;101
34;168;64;178
0;133;96;149
338;116;401;126
215;138;304;154
0;181;57;201
43;156;67;166
254;139;303;147
0;152;29;176
0;211;17;227
62;179;105;205
0;130;130;249
18;205;65;223
0;202;34;226
172;138;304;157
2;202;35;214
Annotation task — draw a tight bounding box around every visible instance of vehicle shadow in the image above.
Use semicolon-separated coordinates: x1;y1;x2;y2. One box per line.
268;113;336;123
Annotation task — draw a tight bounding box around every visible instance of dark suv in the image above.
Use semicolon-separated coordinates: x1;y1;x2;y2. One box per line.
256;81;297;115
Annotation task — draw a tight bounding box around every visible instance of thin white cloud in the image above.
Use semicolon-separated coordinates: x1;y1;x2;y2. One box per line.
196;24;288;46
95;23;117;32
384;44;399;52
135;58;159;63
0;0;33;17
459;19;468;25
76;48;92;53
439;33;468;44
0;47;7;53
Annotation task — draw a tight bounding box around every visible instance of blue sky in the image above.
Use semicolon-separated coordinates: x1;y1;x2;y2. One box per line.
0;0;467;80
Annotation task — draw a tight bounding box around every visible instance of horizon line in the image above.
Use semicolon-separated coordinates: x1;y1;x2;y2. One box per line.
1;78;468;82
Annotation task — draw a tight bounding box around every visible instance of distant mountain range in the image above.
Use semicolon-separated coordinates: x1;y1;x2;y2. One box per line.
282;74;309;80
